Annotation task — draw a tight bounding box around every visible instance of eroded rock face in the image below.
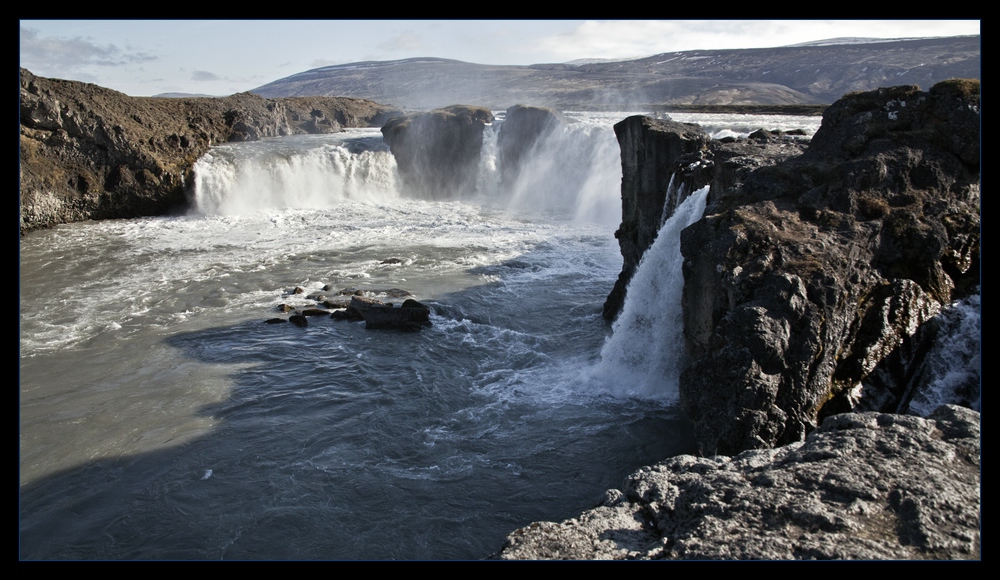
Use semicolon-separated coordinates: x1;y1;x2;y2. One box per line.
498;405;980;560
497;104;563;186
19;68;400;234
381;105;494;199
678;81;980;455
602;116;714;319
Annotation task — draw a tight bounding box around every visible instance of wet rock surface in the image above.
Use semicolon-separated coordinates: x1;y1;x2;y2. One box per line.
679;81;980;455
498;405;980;560
497;104;563;186
380;105;494;199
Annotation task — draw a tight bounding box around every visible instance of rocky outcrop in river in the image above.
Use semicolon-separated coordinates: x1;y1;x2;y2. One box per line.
497;105;563;186
498;404;980;560
19;68;400;234
381;105;494;199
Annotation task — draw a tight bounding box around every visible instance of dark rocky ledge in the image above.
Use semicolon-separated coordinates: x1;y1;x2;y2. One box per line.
679;81;980;456
498;405;979;560
604;80;979;457
19;68;402;234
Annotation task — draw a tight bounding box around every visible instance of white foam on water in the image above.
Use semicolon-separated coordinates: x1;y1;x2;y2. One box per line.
907;292;981;415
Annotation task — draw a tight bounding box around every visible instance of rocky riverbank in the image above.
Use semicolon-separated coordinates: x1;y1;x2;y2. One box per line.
19;68;401;234
500;80;980;559
498;404;980;560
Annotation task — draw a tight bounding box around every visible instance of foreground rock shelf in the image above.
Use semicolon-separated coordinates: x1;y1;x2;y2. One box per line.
498;405;980;560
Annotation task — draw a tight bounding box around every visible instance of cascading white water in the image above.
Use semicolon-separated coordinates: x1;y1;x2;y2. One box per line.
597;184;710;400
192;132;401;214
477;119;623;228
193;120;624;229
907;291;981;415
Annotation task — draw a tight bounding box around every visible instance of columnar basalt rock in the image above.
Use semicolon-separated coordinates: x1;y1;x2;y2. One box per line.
380;105;494;199
19;68;400;234
601;116;714;319
497;104;563;186
678;81;980;456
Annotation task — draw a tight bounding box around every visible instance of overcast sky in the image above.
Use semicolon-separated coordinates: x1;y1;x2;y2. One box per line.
20;20;981;97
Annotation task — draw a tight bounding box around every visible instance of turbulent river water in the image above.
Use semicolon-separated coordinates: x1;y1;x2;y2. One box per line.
20;112;825;560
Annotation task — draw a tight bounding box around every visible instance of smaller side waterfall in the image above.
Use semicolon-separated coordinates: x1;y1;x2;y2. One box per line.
597;184;710;399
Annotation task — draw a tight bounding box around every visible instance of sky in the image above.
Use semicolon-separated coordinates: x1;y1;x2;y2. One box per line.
20;20;981;97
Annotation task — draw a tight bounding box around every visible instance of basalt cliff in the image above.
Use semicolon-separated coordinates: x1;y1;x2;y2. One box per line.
19;68;401;234
500;80;980;559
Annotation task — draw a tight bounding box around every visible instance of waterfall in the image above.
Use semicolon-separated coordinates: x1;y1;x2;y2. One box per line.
597;184;710;399
906;292;982;415
192;121;623;227
192;132;400;215
476;117;622;227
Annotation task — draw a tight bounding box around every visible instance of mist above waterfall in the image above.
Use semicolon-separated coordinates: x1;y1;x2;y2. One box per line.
481;112;623;227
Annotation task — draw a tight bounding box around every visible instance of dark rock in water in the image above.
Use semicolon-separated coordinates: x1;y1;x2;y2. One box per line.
345;295;384;321
292;286;306;295
289;314;308;327
276;303;295;313
498;105;563;186
381;105;494;199
677;81;980;456
301;308;330;317
322;298;352;309
362;299;432;331
264;318;287;324
603;117;814;321
18;68;401;234
380;258;403;264
497;405;980;560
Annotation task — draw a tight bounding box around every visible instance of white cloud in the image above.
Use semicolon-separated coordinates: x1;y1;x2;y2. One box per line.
529;20;980;62
379;31;428;53
19;25;157;74
191;70;221;82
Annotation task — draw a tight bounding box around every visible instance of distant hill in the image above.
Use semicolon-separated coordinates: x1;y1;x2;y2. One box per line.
152;92;219;98
252;36;979;110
